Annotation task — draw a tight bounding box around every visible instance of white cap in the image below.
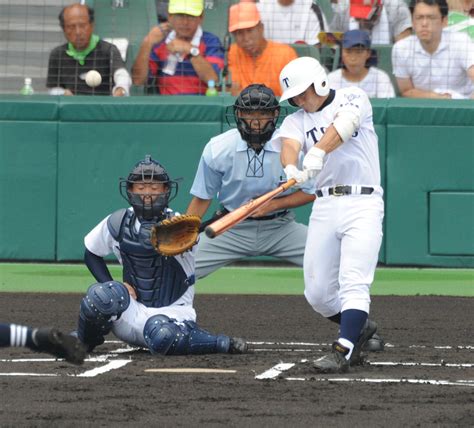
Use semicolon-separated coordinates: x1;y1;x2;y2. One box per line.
25;77;32;85
279;57;329;102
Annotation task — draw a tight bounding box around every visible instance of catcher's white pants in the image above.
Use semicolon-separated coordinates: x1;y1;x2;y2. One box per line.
111;287;196;348
304;190;384;317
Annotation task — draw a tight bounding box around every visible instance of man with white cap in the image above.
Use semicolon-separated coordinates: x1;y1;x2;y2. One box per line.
277;56;385;373
132;0;224;94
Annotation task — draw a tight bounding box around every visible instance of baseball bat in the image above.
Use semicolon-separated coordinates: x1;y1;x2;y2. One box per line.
204;179;297;239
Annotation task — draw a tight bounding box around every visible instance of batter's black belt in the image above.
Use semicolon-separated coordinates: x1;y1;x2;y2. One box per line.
248;210;289;221
316;186;374;198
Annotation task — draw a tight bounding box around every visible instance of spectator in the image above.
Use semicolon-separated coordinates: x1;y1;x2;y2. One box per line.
446;0;474;38
47;3;131;96
392;0;474;98
328;29;395;97
228;1;298;96
330;0;412;44
132;0;224;95
256;0;329;45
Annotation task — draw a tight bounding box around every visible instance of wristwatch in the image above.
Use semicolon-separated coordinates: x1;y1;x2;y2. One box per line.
189;46;200;57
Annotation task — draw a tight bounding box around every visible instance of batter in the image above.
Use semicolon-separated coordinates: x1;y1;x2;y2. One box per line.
278;56;385;373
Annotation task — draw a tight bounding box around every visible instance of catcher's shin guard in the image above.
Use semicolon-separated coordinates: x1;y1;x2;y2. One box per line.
143;315;231;355
77;281;130;351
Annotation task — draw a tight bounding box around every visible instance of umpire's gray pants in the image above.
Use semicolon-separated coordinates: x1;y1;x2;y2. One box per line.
195;211;307;279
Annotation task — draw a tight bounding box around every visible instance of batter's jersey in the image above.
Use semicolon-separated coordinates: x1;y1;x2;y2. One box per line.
84;207;195;306
278;87;381;189
190;129;315;211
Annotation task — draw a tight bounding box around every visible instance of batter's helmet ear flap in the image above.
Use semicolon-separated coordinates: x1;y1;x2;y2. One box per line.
279;56;329;103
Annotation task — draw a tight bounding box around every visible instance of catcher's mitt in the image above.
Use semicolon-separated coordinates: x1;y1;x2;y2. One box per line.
150;215;201;256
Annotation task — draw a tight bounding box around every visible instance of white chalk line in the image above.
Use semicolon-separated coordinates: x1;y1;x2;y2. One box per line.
255;363;296;380
0;346;133;377
74;360;132;378
247;341;473;350
255;359;474;387
285;377;474;387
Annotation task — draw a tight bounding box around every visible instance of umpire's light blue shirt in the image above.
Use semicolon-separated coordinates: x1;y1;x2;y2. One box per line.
190;129;315;212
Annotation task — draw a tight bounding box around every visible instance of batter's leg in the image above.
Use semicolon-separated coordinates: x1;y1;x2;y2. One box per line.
303;199;341;317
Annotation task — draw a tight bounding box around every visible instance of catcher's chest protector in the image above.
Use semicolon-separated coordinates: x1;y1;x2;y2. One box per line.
107;209;193;308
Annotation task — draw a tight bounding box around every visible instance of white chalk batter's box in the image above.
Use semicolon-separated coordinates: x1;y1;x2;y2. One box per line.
1;340;473;387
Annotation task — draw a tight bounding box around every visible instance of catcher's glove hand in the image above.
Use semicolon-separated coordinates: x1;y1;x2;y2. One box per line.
150;214;201;256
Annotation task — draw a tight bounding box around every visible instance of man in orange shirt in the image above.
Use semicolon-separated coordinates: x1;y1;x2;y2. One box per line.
228;2;298;96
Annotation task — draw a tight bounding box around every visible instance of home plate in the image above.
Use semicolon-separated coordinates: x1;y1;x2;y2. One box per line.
145;368;237;374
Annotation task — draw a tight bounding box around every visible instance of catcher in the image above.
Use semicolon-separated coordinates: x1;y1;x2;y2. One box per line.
77;155;247;355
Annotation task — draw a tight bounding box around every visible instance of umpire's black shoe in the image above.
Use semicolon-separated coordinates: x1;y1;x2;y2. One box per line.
313;341;350;373
228;337;248;354
34;328;87;365
349;319;377;366
362;332;385;352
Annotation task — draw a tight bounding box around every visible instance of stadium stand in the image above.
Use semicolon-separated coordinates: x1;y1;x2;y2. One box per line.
0;0;68;94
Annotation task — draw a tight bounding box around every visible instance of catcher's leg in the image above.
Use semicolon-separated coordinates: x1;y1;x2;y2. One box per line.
143;315;247;355
77;281;130;351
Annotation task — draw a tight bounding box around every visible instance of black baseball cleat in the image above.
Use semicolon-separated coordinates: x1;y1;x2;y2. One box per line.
228;337;248;354
362;332;385;352
349;319;377;366
313;341;350;373
34;328;87;365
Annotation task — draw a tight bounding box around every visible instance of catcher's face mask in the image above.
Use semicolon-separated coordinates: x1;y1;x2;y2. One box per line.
120;155;178;222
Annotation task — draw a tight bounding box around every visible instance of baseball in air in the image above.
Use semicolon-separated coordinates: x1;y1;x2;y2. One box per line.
85;70;102;87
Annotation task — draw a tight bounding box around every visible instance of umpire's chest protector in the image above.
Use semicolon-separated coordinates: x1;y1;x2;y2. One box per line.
107;209;193;308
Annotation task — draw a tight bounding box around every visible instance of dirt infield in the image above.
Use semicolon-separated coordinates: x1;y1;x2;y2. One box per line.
1;293;473;427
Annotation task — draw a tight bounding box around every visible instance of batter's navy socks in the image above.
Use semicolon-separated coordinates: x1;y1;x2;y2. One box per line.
313;341;350;373
340;309;368;345
349;319;378;366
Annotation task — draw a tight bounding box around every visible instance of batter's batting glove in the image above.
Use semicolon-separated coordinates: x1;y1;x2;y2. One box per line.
303;146;326;179
284;164;309;185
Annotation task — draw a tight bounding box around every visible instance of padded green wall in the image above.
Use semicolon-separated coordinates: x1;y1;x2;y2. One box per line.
0;96;472;267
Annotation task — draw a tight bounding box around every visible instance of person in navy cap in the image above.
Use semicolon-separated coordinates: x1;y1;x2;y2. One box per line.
328;29;395;98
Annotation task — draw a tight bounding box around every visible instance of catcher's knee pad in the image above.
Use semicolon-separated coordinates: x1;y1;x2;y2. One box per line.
143;316;230;355
80;281;130;324
143;315;182;355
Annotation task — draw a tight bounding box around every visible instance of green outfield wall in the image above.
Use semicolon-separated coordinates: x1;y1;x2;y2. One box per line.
0;96;472;267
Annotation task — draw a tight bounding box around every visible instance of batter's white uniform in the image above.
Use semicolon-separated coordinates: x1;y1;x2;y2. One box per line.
278;87;384;317
84;208;196;347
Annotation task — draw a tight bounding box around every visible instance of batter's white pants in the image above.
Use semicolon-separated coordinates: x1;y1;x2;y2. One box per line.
304;191;384;317
111;287;196;348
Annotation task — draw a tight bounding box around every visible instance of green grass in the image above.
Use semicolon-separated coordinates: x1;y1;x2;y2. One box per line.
0;263;473;296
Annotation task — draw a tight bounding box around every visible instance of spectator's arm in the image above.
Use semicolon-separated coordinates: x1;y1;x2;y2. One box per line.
397;77;451;99
393;28;412;43
468;65;474;98
167;39;218;83
132;25;169;85
112;68;132;96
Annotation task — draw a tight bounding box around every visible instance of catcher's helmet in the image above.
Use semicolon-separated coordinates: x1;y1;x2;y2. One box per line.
119;155;178;222
279;56;329;106
227;84;280;152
